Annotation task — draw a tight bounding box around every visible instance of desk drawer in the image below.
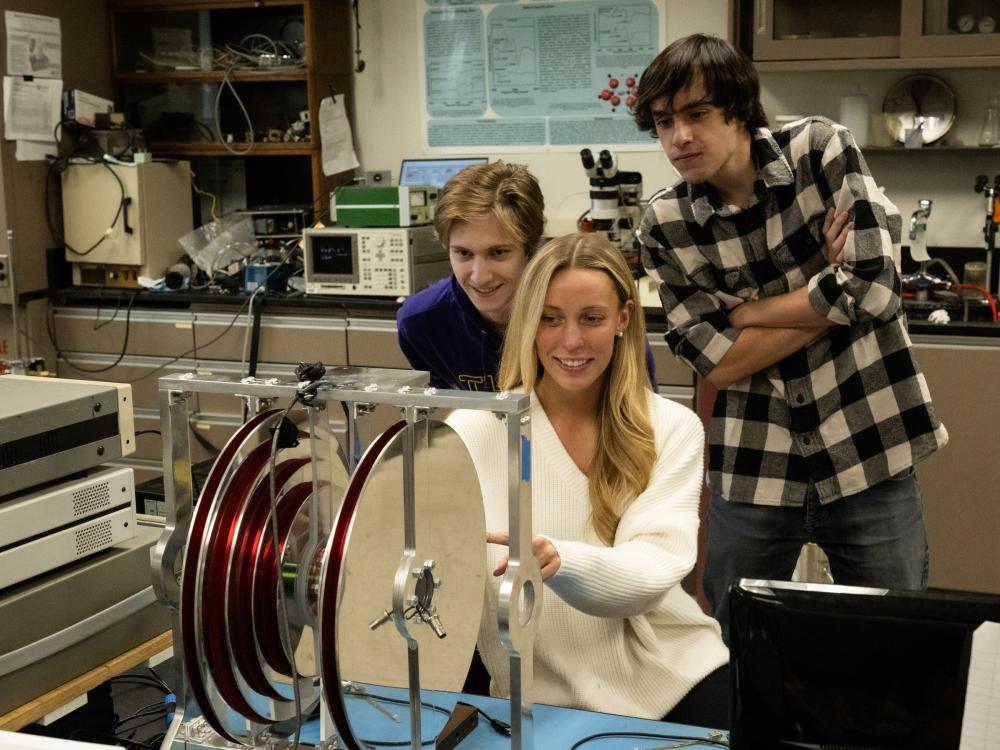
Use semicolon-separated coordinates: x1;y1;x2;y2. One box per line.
53;307;195;358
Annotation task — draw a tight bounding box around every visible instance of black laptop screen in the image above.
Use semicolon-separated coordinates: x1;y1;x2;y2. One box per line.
729;580;1000;750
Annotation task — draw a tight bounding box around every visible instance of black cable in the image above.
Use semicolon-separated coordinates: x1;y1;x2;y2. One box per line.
51;292;253;385
135;429;162;437
351;691;450;747
569;731;730;749
108;675;169;691
147;666;171;693
352;0;366;73
47;289;143;374
56;161;129;257
189;423;220;457
267;396;305;750
470;705;511;737
70;729;157;750
350;693;511;746
92;292;124;331
114;702;168;730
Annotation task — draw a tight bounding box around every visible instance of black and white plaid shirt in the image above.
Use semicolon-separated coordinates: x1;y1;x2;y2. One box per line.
639;116;948;507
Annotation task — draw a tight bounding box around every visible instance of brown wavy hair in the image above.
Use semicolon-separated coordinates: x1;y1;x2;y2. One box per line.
632;34;767;135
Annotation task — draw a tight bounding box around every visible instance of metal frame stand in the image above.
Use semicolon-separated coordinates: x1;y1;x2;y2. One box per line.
150;368;538;750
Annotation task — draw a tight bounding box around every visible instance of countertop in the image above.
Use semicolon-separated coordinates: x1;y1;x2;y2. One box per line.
51;286;1000;340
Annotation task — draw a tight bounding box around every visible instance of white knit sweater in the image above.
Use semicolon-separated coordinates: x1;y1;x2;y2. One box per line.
448;391;729;719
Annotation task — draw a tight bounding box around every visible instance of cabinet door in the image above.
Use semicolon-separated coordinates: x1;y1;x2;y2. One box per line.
900;0;1000;57
751;0;901;60
912;341;1000;594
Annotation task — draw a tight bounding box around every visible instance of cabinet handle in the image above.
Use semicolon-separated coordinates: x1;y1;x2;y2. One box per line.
122;196;133;235
755;0;767;36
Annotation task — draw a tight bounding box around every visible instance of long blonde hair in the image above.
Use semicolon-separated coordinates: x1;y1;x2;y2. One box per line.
499;233;656;546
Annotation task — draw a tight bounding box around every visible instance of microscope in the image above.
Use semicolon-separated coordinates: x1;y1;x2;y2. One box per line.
579;148;643;274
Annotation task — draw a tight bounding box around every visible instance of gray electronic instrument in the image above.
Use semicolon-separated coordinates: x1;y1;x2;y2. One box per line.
0;375;135;499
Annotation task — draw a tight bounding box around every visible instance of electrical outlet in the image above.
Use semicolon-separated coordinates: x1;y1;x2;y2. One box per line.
0;253;9;288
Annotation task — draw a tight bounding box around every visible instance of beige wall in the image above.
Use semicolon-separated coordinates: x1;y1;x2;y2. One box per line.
351;1;997;247
351;1;729;235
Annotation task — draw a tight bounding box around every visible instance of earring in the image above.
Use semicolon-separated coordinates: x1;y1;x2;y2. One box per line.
615;330;624;338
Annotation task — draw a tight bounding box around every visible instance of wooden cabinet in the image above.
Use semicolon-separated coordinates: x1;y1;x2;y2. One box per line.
109;0;354;213
733;0;1000;70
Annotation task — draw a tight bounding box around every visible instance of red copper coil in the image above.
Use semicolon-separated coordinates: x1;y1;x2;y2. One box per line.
180;409;279;743
250;480;313;675
319;421;405;750
200;439;273;722
226;457;309;698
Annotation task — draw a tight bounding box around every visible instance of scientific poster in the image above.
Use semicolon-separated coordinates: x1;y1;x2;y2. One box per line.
418;0;665;151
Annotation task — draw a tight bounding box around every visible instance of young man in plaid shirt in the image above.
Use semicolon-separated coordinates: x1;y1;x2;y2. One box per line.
634;34;948;638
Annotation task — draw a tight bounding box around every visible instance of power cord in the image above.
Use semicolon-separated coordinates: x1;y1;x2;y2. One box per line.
46;288;143;374
215;63;255;155
49;289;253;385
569;730;729;749
346;692;511;747
45;119;131;256
352;0;366;73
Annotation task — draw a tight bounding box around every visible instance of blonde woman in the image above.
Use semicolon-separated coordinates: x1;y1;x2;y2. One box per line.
450;233;730;728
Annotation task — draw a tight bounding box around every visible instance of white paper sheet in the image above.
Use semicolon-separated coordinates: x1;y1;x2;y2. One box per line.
960;620;1000;750
4;10;61;79
15;138;55;161
319;95;359;176
3;76;62;141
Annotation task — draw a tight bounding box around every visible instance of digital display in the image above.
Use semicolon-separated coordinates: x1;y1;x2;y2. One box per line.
311;234;356;278
398;157;488;189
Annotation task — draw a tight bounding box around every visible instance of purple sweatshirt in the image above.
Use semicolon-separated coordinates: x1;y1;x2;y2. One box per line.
397;275;658;391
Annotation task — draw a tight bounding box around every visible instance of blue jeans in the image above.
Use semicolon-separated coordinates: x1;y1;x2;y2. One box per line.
704;468;929;642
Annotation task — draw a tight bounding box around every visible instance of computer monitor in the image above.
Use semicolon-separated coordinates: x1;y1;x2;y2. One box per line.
398;157;488;189
729;579;1000;750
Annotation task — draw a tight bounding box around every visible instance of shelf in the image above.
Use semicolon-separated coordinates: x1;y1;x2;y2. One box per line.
145;141;316;157
112;1;305;10
865;145;1000;153
756;55;1000;72
116;68;308;84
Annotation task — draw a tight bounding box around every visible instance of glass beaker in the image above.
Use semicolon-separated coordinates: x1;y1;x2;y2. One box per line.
980;95;1000;147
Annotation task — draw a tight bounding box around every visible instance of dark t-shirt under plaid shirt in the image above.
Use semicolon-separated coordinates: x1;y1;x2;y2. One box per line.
638;116;948;507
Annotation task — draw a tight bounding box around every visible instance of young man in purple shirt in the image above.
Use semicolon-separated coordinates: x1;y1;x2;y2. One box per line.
397;161;544;391
398;161;657;390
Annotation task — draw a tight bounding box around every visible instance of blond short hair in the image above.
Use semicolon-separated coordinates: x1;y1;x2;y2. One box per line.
433;161;545;255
